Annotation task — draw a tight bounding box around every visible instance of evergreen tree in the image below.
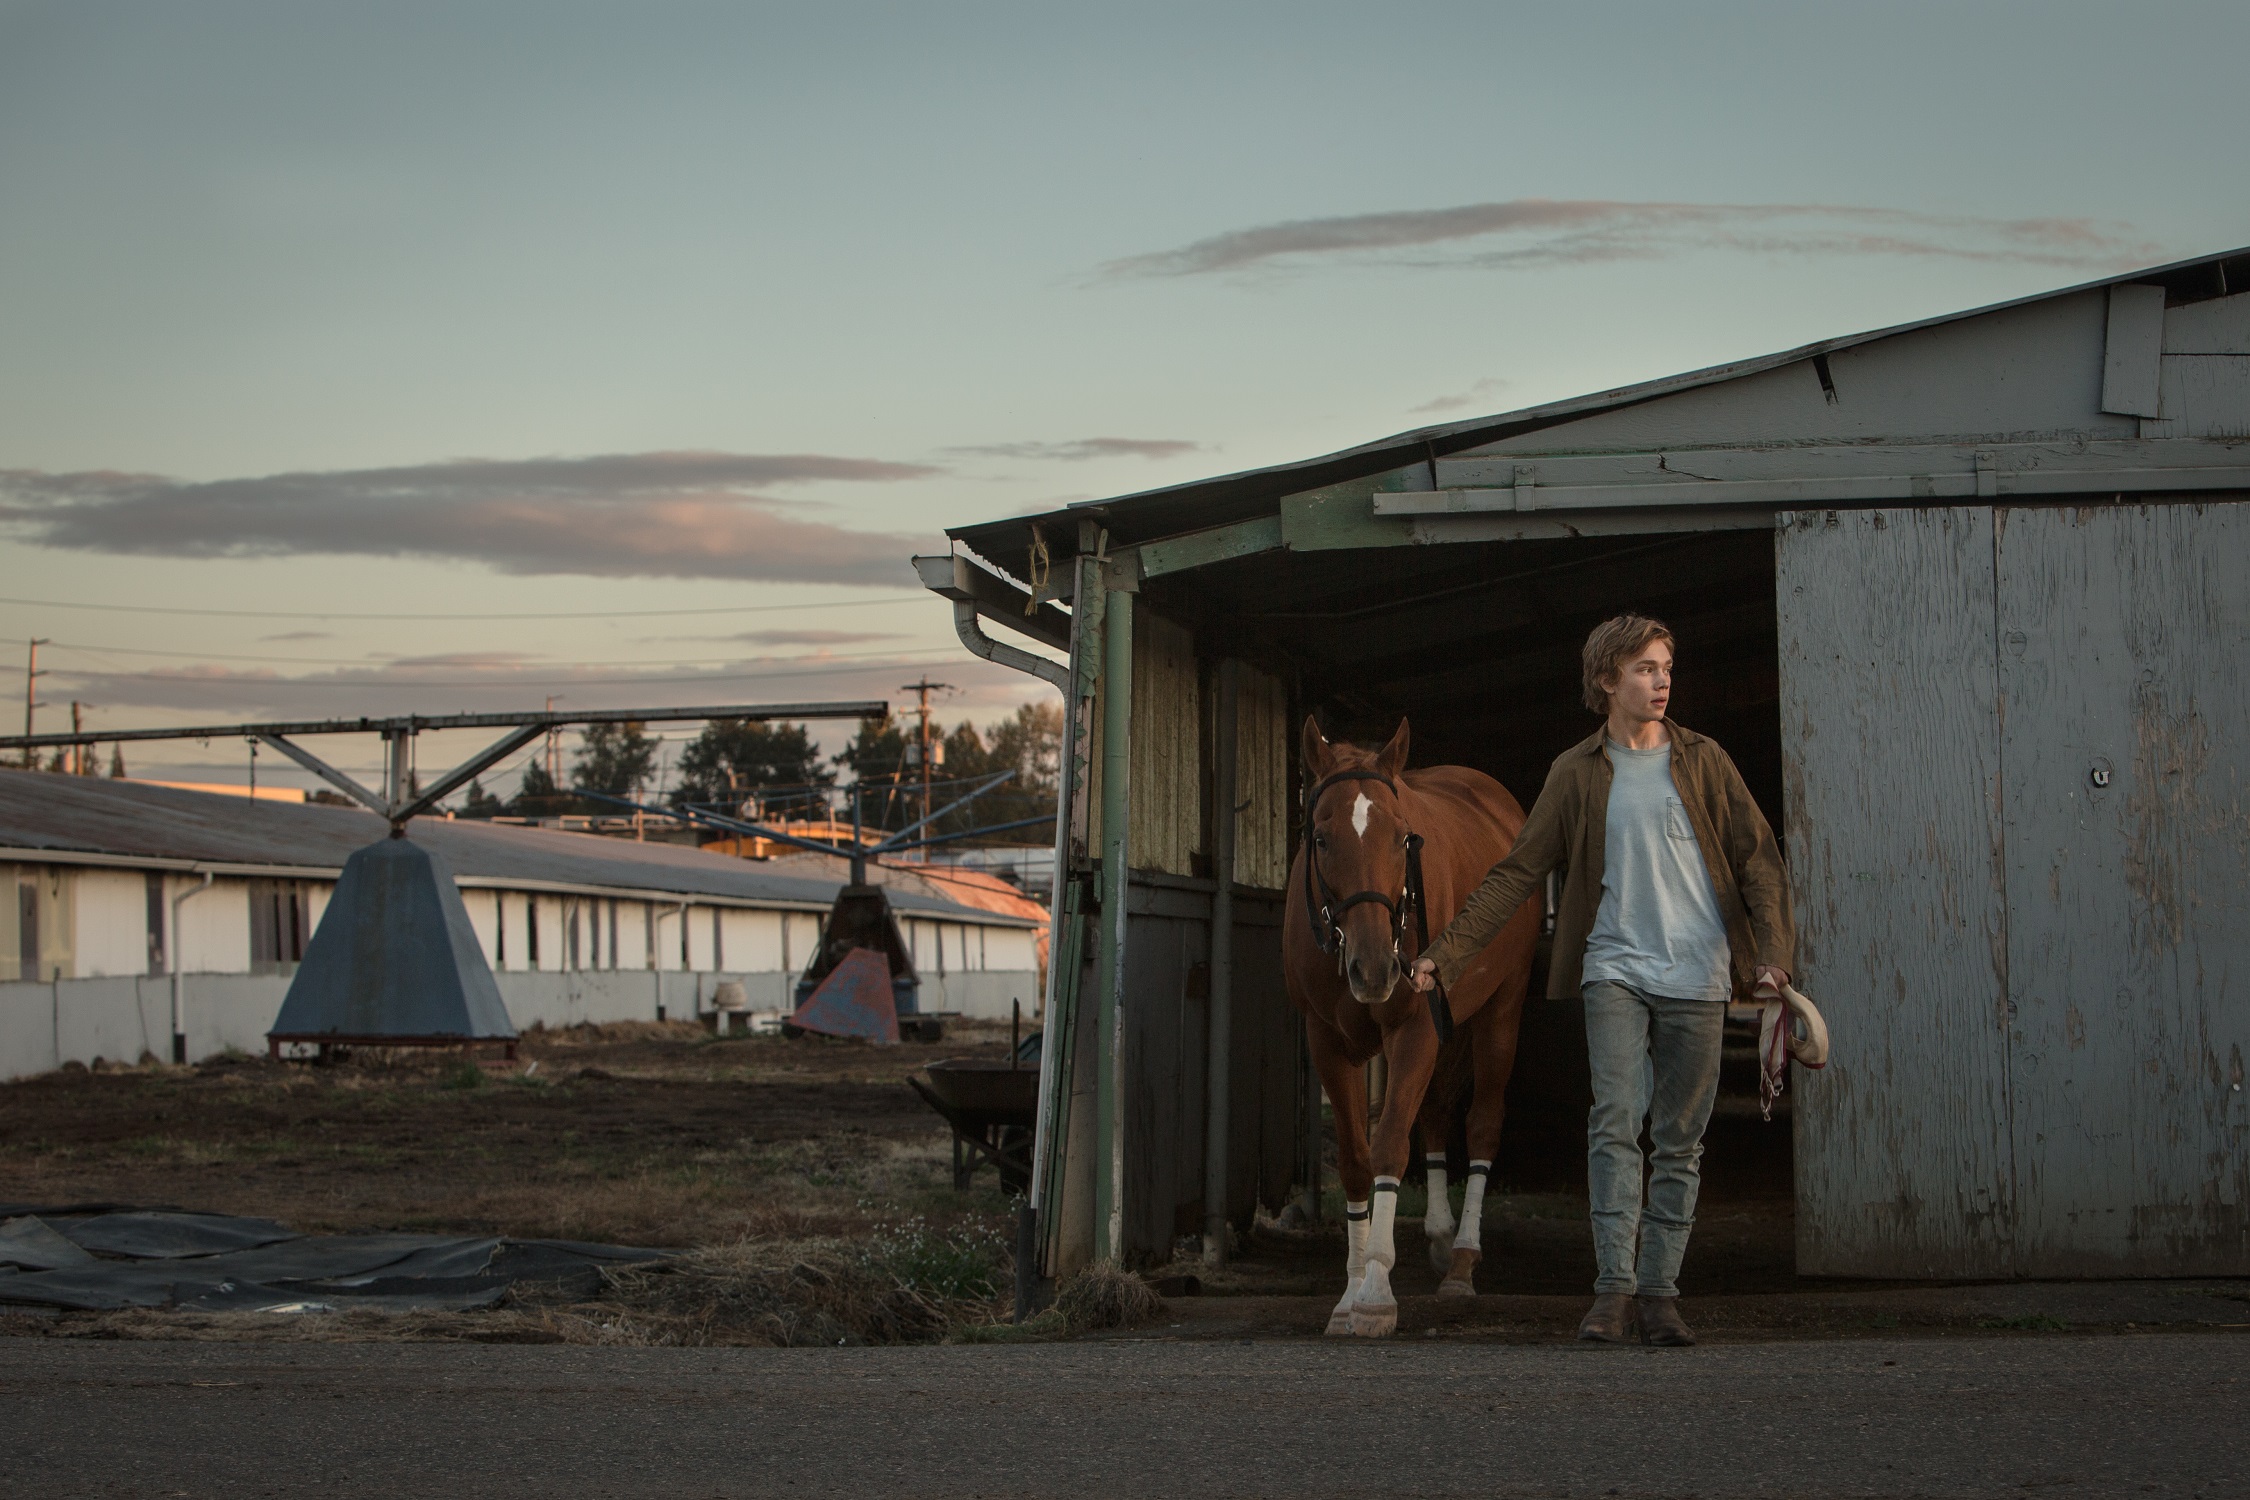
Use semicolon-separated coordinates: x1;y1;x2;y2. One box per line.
459;778;504;817
511;759;569;817
673;719;831;809
573;722;657;799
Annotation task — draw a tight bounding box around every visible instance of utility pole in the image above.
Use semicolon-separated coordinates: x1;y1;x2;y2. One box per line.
543;695;562;787
70;702;88;776
900;677;953;859
23;639;48;768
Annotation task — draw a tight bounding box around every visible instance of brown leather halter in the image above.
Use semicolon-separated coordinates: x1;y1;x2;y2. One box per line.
1299;768;1454;1042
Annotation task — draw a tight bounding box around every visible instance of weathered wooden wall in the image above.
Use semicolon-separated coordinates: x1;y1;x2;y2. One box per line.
1779;505;2017;1278
1998;502;2250;1274
1231;665;1292;891
1129;610;1202;877
1783;498;2250;1278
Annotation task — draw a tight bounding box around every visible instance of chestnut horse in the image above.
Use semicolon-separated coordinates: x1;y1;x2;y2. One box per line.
1285;717;1540;1337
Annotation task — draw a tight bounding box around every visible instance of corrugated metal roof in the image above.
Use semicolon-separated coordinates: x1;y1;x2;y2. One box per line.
948;245;2250;570
0;770;1038;927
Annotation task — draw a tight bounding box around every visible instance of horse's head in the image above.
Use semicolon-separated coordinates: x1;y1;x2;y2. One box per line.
1301;715;1413;1006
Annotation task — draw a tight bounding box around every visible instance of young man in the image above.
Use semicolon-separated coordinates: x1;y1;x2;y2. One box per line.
1408;614;1794;1347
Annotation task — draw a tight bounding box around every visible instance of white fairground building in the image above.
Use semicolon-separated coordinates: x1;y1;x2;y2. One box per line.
0;769;1042;1080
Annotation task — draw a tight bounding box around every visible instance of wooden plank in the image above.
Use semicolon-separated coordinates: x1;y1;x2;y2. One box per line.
1457;290;2131;454
2137;357;2250;440
2165;291;2250;354
2102;284;2167;418
1128;610;1202;877
1997;501;2250;1275
1120;908;1201;1263
1232;666;1291;891
1278;475;1416;551
1138;515;1284;579
1778;505;2017;1277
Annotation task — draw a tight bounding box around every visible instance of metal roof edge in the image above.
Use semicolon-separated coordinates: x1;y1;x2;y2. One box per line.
0;844;1041;925
947;244;2250;557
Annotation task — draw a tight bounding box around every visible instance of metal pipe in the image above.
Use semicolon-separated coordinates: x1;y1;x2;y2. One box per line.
168;871;215;1064
0;700;888;752
1203;658;1239;1267
949;600;1071;693
1094;584;1134;1261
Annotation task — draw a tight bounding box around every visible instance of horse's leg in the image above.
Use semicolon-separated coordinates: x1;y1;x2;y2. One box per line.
1446;977;1528;1295
1307;1020;1372;1337
1350;1016;1439;1338
1417;1040;1469;1277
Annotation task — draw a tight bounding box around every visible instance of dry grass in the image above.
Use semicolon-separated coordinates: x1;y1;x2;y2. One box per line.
2;1020;1044;1346
1052;1260;1163;1333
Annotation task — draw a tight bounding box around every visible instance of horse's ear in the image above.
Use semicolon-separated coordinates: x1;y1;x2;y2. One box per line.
1374;717;1410;778
1300;714;1332;777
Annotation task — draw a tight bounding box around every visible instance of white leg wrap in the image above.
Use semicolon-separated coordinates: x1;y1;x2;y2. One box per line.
1348;1181;1402;1336
1423;1159;1454;1239
1454;1160;1491;1253
1365;1179;1399;1270
1423;1156;1455;1273
1327;1200;1373;1336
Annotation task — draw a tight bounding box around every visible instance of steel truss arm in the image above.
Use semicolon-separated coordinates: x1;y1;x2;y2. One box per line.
254;734;392;818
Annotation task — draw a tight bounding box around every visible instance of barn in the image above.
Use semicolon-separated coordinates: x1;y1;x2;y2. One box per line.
921;246;2250;1284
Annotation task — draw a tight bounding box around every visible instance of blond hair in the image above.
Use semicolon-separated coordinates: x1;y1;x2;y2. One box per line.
1581;614;1675;715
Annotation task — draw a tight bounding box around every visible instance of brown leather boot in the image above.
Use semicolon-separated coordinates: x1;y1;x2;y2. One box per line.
1637;1295;1695;1346
1574;1292;1637;1343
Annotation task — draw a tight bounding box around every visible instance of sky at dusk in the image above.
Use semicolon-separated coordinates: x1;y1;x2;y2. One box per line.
3;1;2244;791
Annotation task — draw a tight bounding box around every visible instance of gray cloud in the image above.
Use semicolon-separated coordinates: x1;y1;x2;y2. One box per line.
258;630;334;642
0;450;940;586
1411;377;1514;415
1100;200;2159;279
948;437;1205;462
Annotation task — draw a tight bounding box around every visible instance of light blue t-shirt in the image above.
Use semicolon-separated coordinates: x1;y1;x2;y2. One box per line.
1580;739;1733;1002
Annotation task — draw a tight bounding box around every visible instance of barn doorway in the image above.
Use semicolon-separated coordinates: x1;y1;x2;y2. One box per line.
1142;524;1795;1294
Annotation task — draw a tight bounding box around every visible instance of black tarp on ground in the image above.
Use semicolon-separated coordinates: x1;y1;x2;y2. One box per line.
0;1209;668;1313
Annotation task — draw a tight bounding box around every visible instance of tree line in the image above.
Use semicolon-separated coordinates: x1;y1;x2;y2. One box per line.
461;704;1060;848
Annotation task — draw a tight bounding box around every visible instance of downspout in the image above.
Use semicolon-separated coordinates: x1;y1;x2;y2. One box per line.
942;572;1079;1310
168;870;216;1064
949;600;1070;693
652;900;689;1021
1203;658;1239;1267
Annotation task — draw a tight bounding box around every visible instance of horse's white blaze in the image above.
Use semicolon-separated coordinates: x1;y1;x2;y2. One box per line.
1351;792;1372;838
1455;1162;1491;1252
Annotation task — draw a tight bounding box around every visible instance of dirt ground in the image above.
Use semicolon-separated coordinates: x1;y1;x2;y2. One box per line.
0;1020;1021;1248
7;1023;2247;1347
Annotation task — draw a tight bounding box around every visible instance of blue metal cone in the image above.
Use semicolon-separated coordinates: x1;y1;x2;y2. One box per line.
270;837;516;1044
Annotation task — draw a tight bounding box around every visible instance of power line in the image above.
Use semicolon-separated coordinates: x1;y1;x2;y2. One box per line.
36;639;950;669
0;593;931;621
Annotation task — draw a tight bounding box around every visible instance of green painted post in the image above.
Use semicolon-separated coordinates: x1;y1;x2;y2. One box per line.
1094;583;1133;1262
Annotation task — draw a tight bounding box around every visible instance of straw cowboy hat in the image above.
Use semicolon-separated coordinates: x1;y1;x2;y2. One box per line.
1757;981;1830;1121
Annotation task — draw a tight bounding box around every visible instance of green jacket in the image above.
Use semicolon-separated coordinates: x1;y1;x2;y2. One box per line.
1422;721;1796;1001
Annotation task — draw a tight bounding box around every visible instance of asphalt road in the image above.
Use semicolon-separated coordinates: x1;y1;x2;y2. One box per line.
6;1332;2245;1499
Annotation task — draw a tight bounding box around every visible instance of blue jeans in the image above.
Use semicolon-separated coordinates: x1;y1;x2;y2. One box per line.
1583;979;1726;1298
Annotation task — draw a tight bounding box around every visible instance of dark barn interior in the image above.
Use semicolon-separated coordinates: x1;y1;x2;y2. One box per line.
1136;526;1793;1200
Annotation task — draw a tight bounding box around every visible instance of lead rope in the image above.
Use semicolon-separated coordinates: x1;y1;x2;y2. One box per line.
1403;833;1453;1044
